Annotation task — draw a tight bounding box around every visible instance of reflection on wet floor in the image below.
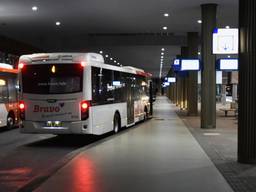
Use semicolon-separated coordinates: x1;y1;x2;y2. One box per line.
0;167;32;191
0;132;112;192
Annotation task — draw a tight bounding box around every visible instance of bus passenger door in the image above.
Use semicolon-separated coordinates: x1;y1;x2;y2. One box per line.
127;77;134;125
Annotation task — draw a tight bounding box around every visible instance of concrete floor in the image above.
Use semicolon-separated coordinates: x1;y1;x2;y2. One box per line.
177;102;256;192
35;97;233;192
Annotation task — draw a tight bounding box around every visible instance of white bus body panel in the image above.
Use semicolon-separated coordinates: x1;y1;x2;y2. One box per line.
0;104;8;127
20;92;91;134
91;103;127;135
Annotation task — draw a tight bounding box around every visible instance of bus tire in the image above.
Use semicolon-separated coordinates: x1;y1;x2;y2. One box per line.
113;113;121;133
7;113;15;129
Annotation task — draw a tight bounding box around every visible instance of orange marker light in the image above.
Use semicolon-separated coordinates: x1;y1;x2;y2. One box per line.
51;65;56;73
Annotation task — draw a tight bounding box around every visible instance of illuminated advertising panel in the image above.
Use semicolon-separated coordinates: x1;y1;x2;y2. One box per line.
219;59;238;71
180;59;200;71
168;77;176;83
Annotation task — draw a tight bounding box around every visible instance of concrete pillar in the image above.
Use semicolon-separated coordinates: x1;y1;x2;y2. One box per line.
187;32;199;115
176;76;181;107
238;0;256;163
173;77;177;104
221;85;226;105
176;55;182;107
170;84;174;102
179;77;183;109
181;47;189;110
200;4;217;129
232;84;238;102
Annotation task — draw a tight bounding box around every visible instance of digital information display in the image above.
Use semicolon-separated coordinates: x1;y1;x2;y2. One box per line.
212;28;239;54
219;59;238;70
181;59;200;71
112;81;121;86
168;77;176;83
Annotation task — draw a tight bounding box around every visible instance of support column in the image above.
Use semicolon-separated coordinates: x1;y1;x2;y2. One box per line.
201;4;217;129
187;32;199;115
173;77;177;104
176;55;182;107
176;76;181;107
181;47;189;110
221;85;226;105
232;84;238;102
238;0;256;163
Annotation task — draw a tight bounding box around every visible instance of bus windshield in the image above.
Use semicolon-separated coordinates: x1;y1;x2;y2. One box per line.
22;64;83;94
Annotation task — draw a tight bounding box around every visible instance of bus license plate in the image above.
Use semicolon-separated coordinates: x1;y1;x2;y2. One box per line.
46;121;63;127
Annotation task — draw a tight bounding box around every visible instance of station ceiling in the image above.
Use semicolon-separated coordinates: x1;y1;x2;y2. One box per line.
0;0;238;77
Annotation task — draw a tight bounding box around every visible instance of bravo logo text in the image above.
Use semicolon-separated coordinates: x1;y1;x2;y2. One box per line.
33;103;65;113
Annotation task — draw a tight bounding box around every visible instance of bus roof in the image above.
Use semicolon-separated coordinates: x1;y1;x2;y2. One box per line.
19;53;104;64
19;52;151;77
0;63;17;74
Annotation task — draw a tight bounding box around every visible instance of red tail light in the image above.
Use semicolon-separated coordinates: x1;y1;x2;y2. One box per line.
81;102;89;111
81;100;90;120
19;101;25;120
19;101;25;110
81;62;86;67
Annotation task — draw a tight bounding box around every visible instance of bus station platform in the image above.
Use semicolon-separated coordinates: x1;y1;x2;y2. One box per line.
35;97;233;192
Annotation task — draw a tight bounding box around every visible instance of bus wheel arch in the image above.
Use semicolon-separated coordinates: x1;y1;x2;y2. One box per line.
7;111;15;129
113;111;121;133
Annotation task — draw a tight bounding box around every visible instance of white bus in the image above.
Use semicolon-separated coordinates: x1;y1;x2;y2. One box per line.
18;53;152;135
0;63;19;129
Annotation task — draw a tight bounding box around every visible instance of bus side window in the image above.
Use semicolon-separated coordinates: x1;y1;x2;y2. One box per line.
91;67;114;105
91;67;101;105
113;71;126;103
102;69;113;102
0;78;8;103
8;77;17;102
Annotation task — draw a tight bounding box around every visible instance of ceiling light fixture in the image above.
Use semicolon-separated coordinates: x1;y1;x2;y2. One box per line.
105;55;109;58
99;51;103;54
161;52;164;55
110;58;113;61
161;48;165;51
32;6;38;11
164;13;169;17
162;26;168;30
56;21;61;26
198;52;201;55
225;26;230;29
114;60;117;63
197;20;202;24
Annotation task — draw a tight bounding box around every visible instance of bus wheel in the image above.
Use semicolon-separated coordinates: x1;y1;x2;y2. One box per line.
113;113;120;133
7;114;15;129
